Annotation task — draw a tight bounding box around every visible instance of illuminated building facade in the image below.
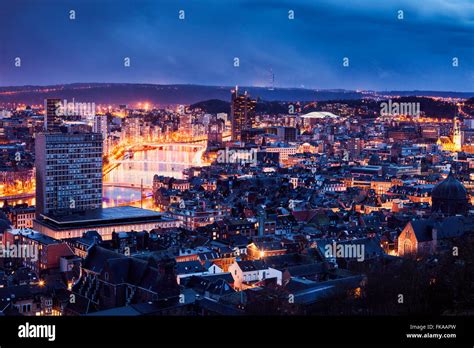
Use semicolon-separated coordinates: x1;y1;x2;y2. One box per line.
453;117;463;152
437;117;463;152
33;206;180;240
35;132;103;219
93;114;108;154
44;98;62;132
231;88;256;142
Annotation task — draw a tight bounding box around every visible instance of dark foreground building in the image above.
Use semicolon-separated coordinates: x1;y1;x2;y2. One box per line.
431;172;469;216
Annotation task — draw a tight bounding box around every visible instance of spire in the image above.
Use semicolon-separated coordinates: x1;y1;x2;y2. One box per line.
453;116;462;151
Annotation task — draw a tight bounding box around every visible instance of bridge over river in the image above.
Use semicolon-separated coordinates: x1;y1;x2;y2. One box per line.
104;141;207;187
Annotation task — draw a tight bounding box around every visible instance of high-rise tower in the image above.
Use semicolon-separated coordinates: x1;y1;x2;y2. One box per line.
231;87;256;142
35;132;103;218
44;98;63;132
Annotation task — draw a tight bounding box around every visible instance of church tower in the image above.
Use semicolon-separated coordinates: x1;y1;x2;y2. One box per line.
453;117;462;152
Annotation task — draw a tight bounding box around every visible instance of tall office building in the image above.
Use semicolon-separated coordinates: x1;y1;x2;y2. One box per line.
35;132;103;218
231;87;256;142
0;120;6;144
92;115;106;134
93;114;108;154
44;98;63;132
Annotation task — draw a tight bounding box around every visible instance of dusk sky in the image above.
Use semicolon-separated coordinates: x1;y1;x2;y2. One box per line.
0;0;473;91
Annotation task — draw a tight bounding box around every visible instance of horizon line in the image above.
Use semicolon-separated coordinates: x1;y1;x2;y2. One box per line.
0;82;473;95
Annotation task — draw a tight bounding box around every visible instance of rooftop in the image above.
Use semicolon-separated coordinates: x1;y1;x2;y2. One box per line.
36;206;175;230
43;206;163;224
237;260;268;272
301;111;340;119
9;228;61;245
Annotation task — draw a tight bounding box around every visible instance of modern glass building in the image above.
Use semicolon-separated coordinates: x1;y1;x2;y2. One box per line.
44;98;63;132
230;88;256;142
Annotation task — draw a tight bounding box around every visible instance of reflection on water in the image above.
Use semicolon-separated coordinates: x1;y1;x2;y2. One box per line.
104;147;202;185
103;187;141;205
0;197;35;208
102;187;156;209
2;147;202;209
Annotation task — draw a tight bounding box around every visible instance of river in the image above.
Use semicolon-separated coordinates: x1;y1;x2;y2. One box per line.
1;146;204;209
103;145;205;205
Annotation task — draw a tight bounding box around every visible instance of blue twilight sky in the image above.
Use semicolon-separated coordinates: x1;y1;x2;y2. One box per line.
0;0;473;91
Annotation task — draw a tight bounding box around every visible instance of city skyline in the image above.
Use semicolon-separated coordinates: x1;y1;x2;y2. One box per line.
1;1;474;344
0;0;473;91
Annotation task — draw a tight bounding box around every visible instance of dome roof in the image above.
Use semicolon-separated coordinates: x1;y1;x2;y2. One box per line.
431;172;467;201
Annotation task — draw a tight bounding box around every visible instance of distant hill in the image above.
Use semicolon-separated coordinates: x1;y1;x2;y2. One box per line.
391;96;457;118
0;83;472;106
191;96;459;118
190;99;230;114
381;90;474;98
0;83;365;105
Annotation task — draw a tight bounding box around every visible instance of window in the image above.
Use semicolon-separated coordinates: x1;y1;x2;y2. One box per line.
403;240;412;255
